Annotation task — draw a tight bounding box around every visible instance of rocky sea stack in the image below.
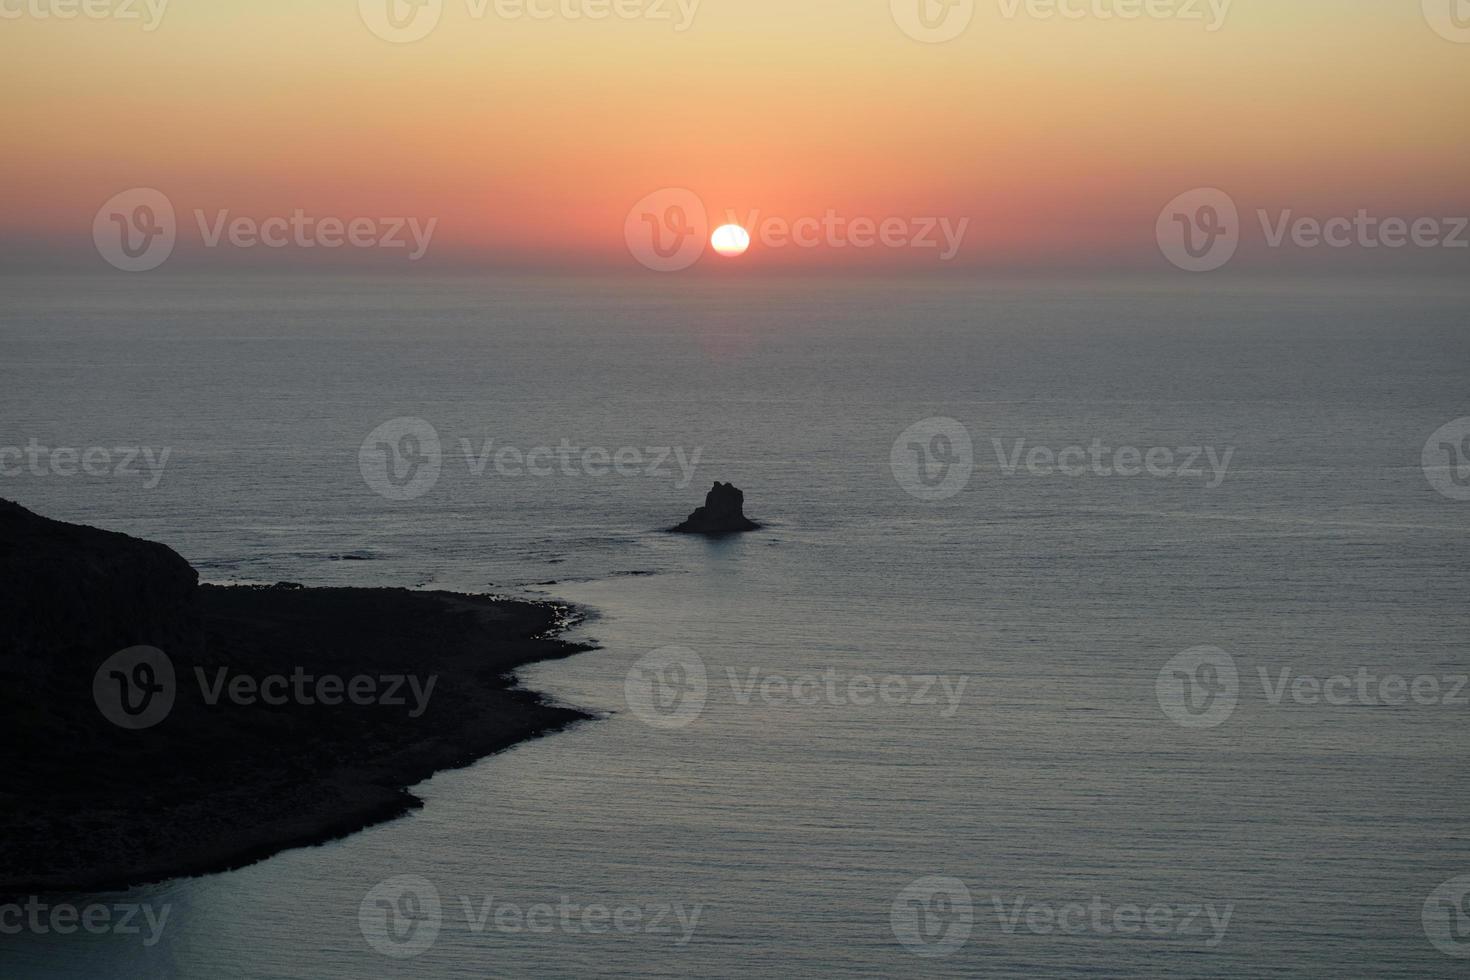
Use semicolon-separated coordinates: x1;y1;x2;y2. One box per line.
671;481;760;536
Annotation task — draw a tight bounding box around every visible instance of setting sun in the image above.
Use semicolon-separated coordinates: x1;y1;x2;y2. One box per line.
711;224;751;258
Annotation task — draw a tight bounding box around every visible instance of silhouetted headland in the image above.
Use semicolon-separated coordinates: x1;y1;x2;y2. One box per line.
671;481;760;535
0;499;594;893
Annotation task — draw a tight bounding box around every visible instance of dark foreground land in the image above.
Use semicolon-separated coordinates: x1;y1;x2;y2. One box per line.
0;499;594;894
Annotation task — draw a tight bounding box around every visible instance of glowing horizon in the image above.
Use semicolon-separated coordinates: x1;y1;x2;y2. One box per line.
3;0;1468;274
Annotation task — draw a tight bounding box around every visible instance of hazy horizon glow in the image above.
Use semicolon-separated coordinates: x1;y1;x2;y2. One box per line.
3;0;1468;274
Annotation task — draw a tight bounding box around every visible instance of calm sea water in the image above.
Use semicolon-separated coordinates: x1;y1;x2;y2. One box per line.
2;273;1467;978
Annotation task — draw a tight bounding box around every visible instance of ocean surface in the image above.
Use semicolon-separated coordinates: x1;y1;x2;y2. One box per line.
2;273;1467;977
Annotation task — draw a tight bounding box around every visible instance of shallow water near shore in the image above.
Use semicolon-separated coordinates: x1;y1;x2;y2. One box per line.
2;273;1468;977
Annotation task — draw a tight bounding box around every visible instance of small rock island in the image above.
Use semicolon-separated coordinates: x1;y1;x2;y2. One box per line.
671;481;761;536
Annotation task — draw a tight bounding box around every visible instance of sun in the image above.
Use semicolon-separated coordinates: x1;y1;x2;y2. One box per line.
710;224;751;258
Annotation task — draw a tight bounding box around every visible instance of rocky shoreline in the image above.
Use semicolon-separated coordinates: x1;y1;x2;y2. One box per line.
0;500;597;895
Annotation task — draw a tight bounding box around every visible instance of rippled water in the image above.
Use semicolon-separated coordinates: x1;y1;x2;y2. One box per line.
2;274;1467;977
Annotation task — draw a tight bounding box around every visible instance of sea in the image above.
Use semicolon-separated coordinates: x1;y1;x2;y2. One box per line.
1;273;1467;978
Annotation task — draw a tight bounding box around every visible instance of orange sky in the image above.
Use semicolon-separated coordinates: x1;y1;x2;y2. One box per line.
3;0;1468;272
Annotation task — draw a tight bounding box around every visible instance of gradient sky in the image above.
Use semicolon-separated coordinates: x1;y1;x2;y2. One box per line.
3;0;1467;272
